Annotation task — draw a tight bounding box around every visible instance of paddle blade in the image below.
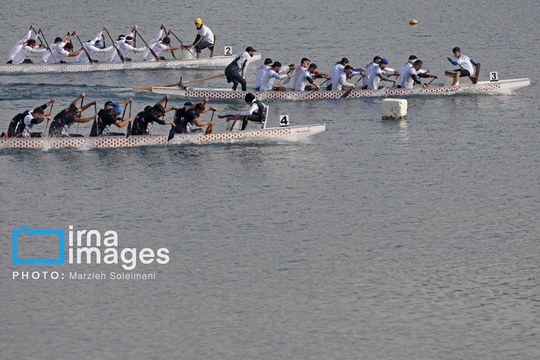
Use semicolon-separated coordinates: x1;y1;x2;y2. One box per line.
126;122;131;138
340;89;352;98
167;126;175;141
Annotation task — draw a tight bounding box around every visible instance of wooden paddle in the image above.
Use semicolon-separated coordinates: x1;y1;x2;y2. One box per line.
75;34;93;64
134;73;225;91
39;29;57;64
104;28;125;63
126;101;132;138
135;29;160;62
340;75;364;99
43;101;54;137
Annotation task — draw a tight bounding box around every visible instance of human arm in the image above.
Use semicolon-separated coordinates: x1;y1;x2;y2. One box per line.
155;95;170;107
447;57;459;66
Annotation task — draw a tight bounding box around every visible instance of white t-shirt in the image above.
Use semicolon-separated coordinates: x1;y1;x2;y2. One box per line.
7;29;33;62
260;68;287;91
197;25;214;44
12;45;45;64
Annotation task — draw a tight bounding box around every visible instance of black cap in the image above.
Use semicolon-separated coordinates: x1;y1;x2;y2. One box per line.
104;101;114;107
245;46;256;52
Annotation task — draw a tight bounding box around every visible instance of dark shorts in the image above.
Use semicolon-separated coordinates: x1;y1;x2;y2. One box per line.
195;40;213;53
455;68;471;77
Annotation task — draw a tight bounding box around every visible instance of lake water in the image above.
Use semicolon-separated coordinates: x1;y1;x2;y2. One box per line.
1;0;539;359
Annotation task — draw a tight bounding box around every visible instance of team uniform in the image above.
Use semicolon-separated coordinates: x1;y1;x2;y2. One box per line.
74;32;112;63
334;70;357;91
131;109;167;135
48;104;81;137
7;103;49;138
239;98;266;130
293;67;316;91
224;51;253;91
192;24;214;54
255;64;272;91
11;43;45;64
7;28;34;63
43;42;71;64
141;29;168;61
448;53;475;77
396;62;421;89
106;33;145;62
90;109;121;136
259;68;288;91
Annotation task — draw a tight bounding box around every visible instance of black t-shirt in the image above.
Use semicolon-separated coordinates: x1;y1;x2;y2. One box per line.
90;109;117;136
131;110;165;135
49;104;77;136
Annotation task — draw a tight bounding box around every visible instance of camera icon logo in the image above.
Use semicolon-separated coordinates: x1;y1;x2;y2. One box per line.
12;225;65;265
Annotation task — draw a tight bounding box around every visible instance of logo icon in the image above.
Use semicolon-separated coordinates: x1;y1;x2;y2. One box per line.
12;225;65;265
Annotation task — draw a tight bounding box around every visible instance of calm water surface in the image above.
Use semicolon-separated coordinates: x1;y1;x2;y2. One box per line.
1;0;539;359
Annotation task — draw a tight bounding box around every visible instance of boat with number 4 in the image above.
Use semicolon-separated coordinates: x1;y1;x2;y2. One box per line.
151;77;530;101
0;53;262;75
0;123;325;150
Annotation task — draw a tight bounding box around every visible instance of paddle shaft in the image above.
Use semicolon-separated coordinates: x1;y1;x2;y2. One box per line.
44;102;54;137
104;28;125;63
168;29;196;58
135;30;160;61
39;30;57;64
163;27;176;59
76;96;84;134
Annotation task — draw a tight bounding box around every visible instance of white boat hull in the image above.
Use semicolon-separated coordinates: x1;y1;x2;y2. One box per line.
0;54;261;74
0;124;325;150
152;78;531;100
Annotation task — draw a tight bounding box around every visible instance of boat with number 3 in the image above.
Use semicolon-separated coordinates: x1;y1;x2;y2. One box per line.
151;77;530;101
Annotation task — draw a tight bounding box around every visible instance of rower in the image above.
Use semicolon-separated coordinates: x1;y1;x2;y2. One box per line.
294;63;329;91
44;32;84;64
48;93;97;137
445;47;479;86
259;61;294;91
90;99;133;137
365;58;397;90
224;46;257;91
6;98;56;138
141;24;182;61
6;24;39;64
130;95;177;135
183;18;214;59
227;93;267;131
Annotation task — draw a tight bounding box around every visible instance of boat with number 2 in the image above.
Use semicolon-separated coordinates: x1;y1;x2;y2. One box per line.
0;53;262;75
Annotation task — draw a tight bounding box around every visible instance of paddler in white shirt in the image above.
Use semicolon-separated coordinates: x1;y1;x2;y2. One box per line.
396;59;428;89
255;58;273;91
328;58;362;90
141;24;182;61
44;32;84;64
294;63;329;91
259;61;294;91
73;28;113;63
11;39;47;64
107;25;145;62
365;58;397;90
183;18;214;59
445;47;477;86
224;46;257;91
7;24;39;63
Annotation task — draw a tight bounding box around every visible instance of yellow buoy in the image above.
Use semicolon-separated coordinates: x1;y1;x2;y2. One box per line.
409;19;418;25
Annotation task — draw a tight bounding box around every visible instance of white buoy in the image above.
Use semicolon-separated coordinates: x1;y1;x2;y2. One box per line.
382;99;408;120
